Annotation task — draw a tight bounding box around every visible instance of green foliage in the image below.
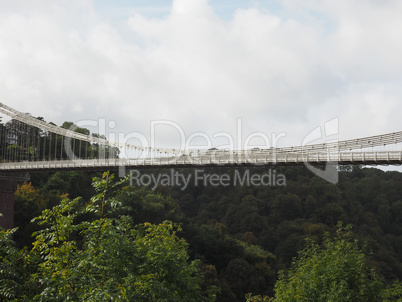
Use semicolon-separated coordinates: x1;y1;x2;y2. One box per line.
245;293;274;301
274;223;383;302
0;228;20;301
116;185;182;225
381;280;402;301
13;165;402;301
61;122;90;135
87;171;128;217
1;172;216;301
14;182;47;247
183;223;277;301
42;171;94;199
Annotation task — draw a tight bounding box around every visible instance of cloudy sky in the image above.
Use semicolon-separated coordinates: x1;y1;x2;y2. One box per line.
1;0;402;151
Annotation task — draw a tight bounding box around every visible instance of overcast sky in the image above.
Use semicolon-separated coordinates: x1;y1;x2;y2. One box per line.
1;0;402;151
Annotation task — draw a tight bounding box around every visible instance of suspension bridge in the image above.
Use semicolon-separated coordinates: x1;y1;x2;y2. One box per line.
1;101;402;228
1;101;402;171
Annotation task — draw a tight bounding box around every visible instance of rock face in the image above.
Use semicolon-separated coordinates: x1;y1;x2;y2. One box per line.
0;179;16;229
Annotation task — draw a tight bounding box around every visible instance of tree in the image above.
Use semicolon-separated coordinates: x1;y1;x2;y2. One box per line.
246;223;402;301
245;293;273;301
14;182;46;247
274;223;384;302
0;172;217;301
0;228;22;301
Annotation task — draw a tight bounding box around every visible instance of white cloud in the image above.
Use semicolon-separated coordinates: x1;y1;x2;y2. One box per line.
0;0;401;151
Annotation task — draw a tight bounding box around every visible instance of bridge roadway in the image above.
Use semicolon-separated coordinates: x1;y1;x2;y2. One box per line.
1;150;402;172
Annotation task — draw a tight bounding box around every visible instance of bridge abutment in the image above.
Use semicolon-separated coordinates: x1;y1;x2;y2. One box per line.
0;179;17;229
0;173;29;229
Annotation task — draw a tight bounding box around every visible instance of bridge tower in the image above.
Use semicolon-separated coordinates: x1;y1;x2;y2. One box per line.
0;173;29;229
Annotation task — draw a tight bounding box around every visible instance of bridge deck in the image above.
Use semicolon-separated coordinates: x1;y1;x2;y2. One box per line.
1;151;401;172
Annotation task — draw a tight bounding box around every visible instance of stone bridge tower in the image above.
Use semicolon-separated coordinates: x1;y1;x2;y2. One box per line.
0;173;29;229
